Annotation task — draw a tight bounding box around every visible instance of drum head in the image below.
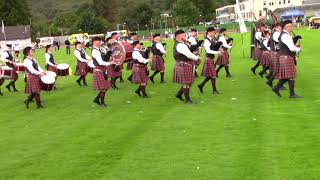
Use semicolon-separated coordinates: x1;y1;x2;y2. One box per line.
111;42;126;64
57;63;69;70
46;71;57;78
41;75;55;84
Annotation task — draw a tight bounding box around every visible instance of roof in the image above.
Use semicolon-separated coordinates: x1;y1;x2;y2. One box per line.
0;25;31;41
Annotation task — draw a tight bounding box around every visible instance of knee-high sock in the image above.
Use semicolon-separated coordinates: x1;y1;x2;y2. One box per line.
183;88;191;102
100;91;106;104
82;76;87;84
260;66;269;74
150;71;160;78
34;93;41;104
267;73;275;85
216;65;224;73
200;77;211;87
160;72;165;82
211;78;217;91
225;66;230;75
141;85;147;96
252;61;260;70
176;87;184;97
288;80;296;96
273;79;288;91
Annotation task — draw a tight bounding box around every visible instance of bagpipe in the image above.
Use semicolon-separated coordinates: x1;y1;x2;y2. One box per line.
188;39;204;54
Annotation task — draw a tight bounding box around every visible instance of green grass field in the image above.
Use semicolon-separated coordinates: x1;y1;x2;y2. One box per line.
1;28;320;179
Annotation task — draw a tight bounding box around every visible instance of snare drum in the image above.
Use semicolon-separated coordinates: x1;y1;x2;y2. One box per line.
0;66;13;79
87;60;96;73
15;63;25;73
57;63;70;76
40;71;56;91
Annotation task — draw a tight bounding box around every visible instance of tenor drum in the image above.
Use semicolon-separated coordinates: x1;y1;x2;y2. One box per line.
15;63;25;73
110;41;133;64
40;71;56;91
87;60;95;73
0;66;13;79
57;63;70;76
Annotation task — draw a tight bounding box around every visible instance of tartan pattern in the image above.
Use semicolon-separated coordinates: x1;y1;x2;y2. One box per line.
75;62;88;76
132;64;148;84
202;57;216;77
216;50;230;65
276;55;296;80
173;61;194;85
260;51;271;67
254;48;262;61
107;65;122;78
93;69;110;91
151;55;165;71
25;74;41;94
194;59;201;66
270;52;279;73
47;64;58;74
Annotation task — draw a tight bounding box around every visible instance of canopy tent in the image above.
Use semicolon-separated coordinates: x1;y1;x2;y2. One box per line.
281;10;305;19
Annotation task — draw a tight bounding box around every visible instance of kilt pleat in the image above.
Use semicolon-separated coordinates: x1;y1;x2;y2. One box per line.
260;51;271;67
202;57;216;77
270;52;279;73
254;48;263;61
93;69;110;91
132;64;148;84
216;50;230;65
151;55;165;71
107;65;122;78
276;55;296;80
75;62;88;76
25;74;41;94
173;61;194;85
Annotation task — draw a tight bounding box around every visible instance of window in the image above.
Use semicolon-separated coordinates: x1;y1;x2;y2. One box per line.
264;1;266;5
283;0;286;4
288;0;290;3
259;11;262;16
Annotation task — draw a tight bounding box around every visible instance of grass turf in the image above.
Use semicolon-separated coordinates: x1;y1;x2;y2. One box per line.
0;28;320;179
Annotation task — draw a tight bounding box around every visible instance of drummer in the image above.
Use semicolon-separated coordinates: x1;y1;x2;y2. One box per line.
110;32;124;83
45;44;58;73
1;44;19;92
106;36;122;89
74;41;91;86
23;47;46;109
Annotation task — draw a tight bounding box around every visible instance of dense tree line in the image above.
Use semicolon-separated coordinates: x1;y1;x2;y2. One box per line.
0;0;235;39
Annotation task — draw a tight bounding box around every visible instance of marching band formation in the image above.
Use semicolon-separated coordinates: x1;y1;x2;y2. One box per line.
0;17;303;109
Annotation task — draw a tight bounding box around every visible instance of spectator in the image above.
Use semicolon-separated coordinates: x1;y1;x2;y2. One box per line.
65;40;71;55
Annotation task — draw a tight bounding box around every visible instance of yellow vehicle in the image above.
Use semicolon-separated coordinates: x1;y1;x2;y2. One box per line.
68;33;90;45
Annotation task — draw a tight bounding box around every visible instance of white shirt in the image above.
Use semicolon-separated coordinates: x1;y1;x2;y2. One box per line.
255;31;262;42
219;35;232;49
45;52;55;66
155;42;166;54
281;31;301;53
92;47;110;66
132;49;148;64
272;30;281;43
176;42;198;61
263;38;271;51
1;51;13;63
24;57;44;75
188;36;197;45
74;48;89;63
204;37;219;55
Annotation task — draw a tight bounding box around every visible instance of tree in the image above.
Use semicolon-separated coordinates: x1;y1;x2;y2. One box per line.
172;0;200;27
0;0;31;25
76;11;111;34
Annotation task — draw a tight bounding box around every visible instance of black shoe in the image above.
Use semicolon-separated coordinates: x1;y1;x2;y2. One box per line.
272;88;282;97
149;76;154;84
93;98;101;105
185;100;193;104
266;81;273;88
24;100;30;109
37;104;44;109
160;80;165;83
251;68;256;75
100;103;107;107
76;80;82;86
143;95;149;98
265;75;271;80
289;94;303;98
226;74;232;78
175;94;184;101
83;82;88;86
258;72;264;78
213;90;220;95
197;85;204;94
6;84;11;92
135;90;141;97
127;77;132;82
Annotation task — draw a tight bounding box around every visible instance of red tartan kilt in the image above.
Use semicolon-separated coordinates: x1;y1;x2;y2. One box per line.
47;64;58;74
254;48;262;61
152;55;165;71
93;70;110;91
76;62;88;76
126;62;133;70
270;52;279;73
107;65;122;78
260;51;271;67
132;64;148;84
276;55;296;80
173;61;194;85
202;57;216;77
25;74;41;94
216;51;230;65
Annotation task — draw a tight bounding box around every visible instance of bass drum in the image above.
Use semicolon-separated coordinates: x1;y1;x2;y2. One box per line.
110;41;133;65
